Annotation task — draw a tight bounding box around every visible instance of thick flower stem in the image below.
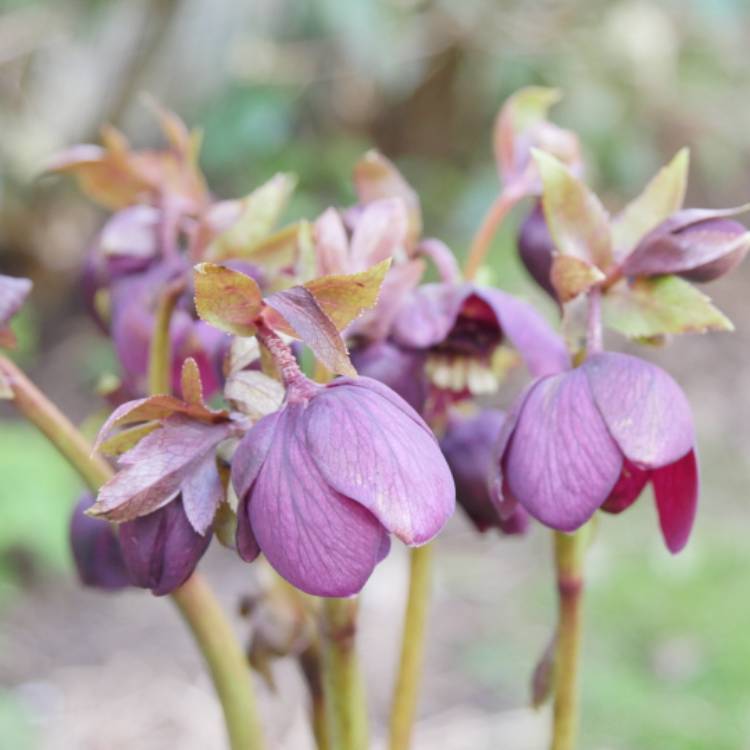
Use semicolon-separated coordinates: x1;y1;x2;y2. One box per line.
551;528;588;750
0;354;265;750
388;543;434;750
464;189;521;281
320;597;369;750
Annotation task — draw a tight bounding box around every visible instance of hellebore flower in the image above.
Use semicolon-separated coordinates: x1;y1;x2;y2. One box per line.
440;410;528;535
518;201;557;300
69;494;130;591
232;376;455;597
622;210;750;283
119;497;212;596
494;352;698;552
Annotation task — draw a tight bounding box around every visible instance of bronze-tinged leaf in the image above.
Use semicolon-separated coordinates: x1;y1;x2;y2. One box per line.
264;286;356;377
550;256;605;303
95;394;228;452
206;173;297;259
353;150;422;245
612;148;689;255
603;275;733;339
180;358;204;405
99;421;162;456
534;150;612;269
304;259;391;331
193;262;263;336
225;370;285;419
243;222;313;273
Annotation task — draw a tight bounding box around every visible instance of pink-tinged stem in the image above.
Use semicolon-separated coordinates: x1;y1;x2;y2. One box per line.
255;321;318;399
0;354;265;750
550;526;589;750
464;188;522;281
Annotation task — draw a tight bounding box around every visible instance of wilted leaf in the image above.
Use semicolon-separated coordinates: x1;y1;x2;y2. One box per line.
193;262;263;336
207;173;297;259
353;150;422;244
90;416;231;525
612;148;689;255
304;259;390;331
534;150;612;269
264;286;356;376
603;276;733;338
225;370;285;418
550;256;605;303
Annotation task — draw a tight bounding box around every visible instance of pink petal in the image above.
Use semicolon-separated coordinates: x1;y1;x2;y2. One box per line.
584;352;694;468
504;370;623;531
249;405;388;596
305;378;455;545
652;450;698;554
181;453;223;535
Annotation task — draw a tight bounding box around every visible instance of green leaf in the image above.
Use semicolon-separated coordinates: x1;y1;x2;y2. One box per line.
612;148;689;254
304;259;391;331
207;173;297;259
534;150;612;269
603;275;733;339
193;262;263;336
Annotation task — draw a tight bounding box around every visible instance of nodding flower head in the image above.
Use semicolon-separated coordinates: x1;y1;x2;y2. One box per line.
494;352;697;553
388;282;569;398
440;409;528;535
231;376;455;597
518;201;557;301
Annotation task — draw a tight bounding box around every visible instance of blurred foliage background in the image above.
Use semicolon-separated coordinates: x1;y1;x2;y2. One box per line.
2;1;750;748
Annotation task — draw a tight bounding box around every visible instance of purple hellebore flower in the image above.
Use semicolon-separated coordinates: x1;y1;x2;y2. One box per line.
622;210;750;283
440;410;528;535
231;376;455;597
69;494;130;591
119;497;212;596
517;201;557;300
389;282;568;395
494;352;698;553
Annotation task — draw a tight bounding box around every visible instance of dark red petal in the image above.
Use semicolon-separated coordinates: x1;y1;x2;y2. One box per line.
652;450;699;554
601;459;651;514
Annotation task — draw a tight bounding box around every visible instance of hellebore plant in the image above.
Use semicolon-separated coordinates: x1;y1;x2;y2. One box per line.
0;86;747;750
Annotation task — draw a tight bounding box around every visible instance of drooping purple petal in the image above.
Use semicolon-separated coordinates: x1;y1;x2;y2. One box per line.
518;201;557;299
600;459;651;514
69;494;130;591
391;283;471;349
440;409;528;535
583;352;694;468
503;370;623;531
119;498;212;596
305;377;455;545
475;287;570;376
247;404;388;596
652;449;698;554
181;453;224;535
350;340;428;413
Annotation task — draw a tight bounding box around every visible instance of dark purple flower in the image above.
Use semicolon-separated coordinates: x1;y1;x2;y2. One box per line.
69;494;130;591
518;201;557;300
231;376;455;596
119;497;212;596
440;410;528;535
494;352;697;553
622;209;750;283
388;282;569;396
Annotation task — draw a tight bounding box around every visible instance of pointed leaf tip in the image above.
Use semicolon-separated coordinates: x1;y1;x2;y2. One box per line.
193;262;263;336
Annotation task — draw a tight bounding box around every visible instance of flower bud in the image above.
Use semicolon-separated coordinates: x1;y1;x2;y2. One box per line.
517;201;557;300
69;494;130;591
118;498;211;596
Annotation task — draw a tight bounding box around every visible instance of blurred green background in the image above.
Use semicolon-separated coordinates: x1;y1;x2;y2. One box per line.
2;0;750;748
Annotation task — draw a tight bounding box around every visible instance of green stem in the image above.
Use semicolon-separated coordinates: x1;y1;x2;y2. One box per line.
320;597;368;750
551;528;588;750
388;543;434;750
0;354;265;750
147;277;184;395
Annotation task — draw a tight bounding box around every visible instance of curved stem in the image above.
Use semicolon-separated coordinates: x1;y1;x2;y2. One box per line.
388;543;434;750
148;277;185;395
551;528;588;750
0;354;265;750
464;189;521;281
320;597;368;750
172;574;265;750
